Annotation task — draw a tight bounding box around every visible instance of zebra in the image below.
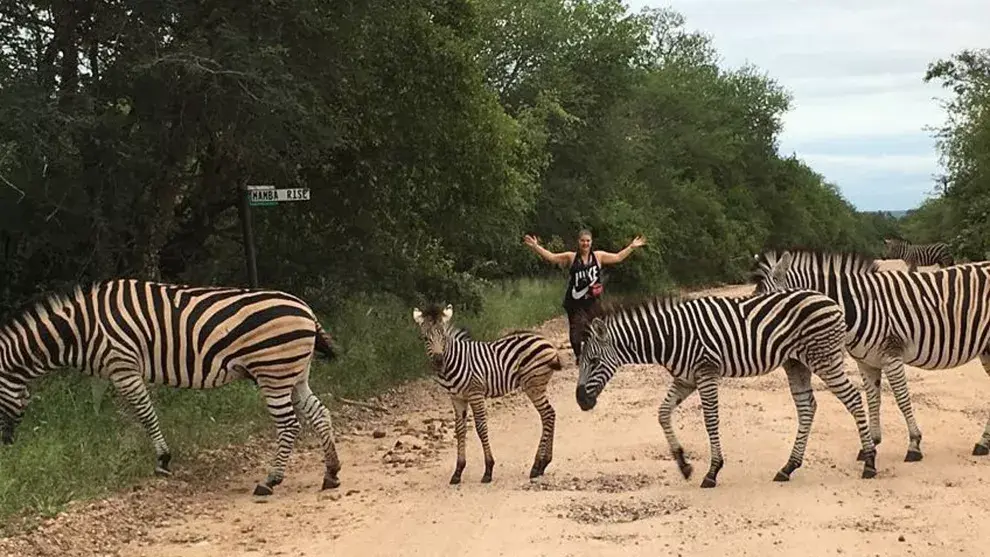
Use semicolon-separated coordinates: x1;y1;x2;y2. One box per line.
883;238;954;272
0;279;342;497
574;289;878;488
411;304;562;484
752;249;990;463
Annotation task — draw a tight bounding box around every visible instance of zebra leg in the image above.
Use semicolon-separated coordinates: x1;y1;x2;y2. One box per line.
449;397;468;485
658;378;697;480
110;373;172;477
810;353;877;479
855;361;884;461
883;359;924;461
971;352;990;456
523;382;556;478
696;374;724;488
254;386;303;496
468;397;496;483
775;361;817;482
291;380;341;490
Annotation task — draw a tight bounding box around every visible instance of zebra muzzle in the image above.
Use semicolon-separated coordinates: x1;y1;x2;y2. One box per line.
576;384;597;411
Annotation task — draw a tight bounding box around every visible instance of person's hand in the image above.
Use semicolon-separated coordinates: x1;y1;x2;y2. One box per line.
523;234;541;247
629;235;647;249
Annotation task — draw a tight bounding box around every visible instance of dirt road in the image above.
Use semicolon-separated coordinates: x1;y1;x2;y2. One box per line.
4;270;990;557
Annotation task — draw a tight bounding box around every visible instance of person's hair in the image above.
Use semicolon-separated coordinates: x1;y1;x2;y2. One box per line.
577;229;592;240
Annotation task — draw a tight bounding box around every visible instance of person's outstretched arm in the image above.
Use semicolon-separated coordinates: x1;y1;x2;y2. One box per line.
596;235;647;266
523;235;573;268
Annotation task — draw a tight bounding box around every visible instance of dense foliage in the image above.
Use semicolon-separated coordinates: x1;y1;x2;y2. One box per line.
897;48;990;260
1;0;894;314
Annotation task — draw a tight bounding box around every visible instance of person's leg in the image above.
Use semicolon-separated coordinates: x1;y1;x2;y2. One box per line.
566;299;600;361
565;306;582;360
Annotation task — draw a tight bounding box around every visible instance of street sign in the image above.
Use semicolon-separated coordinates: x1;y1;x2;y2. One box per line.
247;185;311;206
247;185;276;207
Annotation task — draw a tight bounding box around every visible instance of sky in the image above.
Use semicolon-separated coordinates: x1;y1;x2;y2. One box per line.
626;0;990;212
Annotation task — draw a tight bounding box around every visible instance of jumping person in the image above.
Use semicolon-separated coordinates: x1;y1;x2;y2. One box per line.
523;230;647;360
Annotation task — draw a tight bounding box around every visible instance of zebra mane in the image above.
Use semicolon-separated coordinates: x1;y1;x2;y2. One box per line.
755;249;880;276
0;284;85;326
416;303;473;340
575;293;686;344
417;303;449;323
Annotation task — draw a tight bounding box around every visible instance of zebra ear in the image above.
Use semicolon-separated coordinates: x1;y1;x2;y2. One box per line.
590;317;608;339
412;308;424;324
775;251;793;272
442;304;453;323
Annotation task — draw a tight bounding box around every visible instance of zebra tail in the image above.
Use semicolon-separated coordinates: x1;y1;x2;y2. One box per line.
548;351;563;370
314;322;337;360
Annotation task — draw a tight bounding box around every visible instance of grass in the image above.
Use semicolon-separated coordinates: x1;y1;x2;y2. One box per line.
0;277;563;531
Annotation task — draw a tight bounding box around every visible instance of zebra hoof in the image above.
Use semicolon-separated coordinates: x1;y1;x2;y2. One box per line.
861;460;877;479
449;474;462;485
529;466;542;479
480;474;493;484
700;476;716;488
904;450;923;462
972;443;990;456
154;453;172;477
678;462;693;480
773;470;790;482
321;474;340;490
253;483;274;497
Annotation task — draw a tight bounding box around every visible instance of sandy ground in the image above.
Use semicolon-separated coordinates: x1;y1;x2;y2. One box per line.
4;262;990;557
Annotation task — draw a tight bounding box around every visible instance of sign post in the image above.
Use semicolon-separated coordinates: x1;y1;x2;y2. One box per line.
239;184;312;288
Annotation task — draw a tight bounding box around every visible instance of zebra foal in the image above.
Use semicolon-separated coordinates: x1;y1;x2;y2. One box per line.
753;249;990;462
412;304;562;484
883;238;954;272
0;279;342;496
575;290;877;488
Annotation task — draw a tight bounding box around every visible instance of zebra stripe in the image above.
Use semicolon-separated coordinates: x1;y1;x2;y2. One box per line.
0;279;342;496
575;289;877;488
883;238;955;271
752;249;990;462
412;304;562;484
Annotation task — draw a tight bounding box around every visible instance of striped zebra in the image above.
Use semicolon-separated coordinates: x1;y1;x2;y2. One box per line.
752;249;990;462
575;290;877;488
412;304;562;484
883;238;954;272
0;279;341;497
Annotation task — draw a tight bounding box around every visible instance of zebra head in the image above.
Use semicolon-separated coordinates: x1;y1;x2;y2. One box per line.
751;251;795;294
412;304;455;368
882;238;903;258
576;316;620;411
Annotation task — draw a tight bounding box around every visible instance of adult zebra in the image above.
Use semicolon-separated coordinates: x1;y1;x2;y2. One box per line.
752;249;990;463
575;290;877;488
883;238;955;272
0;279;342;496
412;304;562;484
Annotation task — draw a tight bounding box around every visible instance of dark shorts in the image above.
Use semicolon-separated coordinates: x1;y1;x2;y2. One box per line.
564;298;601;360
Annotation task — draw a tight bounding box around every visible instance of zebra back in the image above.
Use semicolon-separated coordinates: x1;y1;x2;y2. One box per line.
884;239;954;268
751;249;879;294
0;279;330;389
576;289;847;392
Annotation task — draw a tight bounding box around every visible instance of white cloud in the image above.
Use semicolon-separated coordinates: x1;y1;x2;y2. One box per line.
626;0;989;210
801;153;937;174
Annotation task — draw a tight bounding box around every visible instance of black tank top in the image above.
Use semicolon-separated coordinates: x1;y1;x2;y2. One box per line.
564;251;602;308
